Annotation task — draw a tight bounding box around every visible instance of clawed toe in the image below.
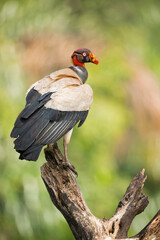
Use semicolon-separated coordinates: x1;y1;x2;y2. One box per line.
62;161;78;177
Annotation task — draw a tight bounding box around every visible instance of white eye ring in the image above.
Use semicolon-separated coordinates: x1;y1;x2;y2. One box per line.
83;52;87;57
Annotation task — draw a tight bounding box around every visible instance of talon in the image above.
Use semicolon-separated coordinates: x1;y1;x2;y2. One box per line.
62;161;78;177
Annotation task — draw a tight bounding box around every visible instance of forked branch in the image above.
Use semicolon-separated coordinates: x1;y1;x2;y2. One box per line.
41;143;160;240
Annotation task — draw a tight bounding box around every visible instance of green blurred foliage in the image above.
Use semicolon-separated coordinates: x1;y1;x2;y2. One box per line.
1;0;160;239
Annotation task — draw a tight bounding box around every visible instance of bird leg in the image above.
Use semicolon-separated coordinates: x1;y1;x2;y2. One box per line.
62;129;78;177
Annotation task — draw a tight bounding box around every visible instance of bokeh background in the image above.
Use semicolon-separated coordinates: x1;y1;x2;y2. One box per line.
1;0;160;239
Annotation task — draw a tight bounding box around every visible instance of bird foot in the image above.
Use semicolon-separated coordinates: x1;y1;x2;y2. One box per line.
62;161;78;177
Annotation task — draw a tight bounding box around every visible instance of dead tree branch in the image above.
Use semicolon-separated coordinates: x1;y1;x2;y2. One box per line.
41;143;160;240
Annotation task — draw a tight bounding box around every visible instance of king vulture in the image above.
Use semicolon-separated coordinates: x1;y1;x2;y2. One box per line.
11;48;98;173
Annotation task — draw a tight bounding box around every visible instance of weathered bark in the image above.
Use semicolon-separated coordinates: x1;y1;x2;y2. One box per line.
41;143;160;240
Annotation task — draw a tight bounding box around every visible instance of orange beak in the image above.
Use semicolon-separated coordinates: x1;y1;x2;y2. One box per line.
89;53;99;65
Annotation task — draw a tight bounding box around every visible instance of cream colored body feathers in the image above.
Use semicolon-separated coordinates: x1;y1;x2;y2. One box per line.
27;68;93;111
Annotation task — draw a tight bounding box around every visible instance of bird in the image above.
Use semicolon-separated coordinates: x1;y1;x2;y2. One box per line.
10;48;98;174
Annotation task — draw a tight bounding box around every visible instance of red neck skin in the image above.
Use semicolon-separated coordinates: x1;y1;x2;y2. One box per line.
72;56;85;67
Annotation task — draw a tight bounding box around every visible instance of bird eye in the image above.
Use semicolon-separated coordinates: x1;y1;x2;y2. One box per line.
82;52;87;57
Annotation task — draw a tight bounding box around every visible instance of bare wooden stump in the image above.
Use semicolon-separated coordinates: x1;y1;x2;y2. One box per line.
41;143;160;240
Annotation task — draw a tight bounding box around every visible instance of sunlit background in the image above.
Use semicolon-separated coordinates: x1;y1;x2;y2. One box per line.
1;0;160;239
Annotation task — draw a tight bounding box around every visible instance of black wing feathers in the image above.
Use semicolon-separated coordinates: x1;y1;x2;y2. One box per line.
35;111;83;145
26;88;41;105
22;91;52;119
11;88;88;161
11;89;52;138
78;111;89;127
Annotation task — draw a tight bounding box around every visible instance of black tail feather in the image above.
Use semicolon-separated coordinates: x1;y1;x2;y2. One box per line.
19;145;43;161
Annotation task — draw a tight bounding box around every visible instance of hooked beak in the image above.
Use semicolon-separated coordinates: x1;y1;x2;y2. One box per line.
89;53;99;65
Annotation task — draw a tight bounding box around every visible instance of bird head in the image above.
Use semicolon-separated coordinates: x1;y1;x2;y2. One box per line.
71;48;99;67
